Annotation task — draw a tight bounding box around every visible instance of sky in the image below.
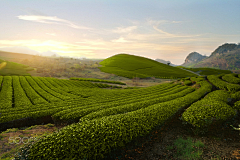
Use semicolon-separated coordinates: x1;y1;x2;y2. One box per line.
0;0;239;65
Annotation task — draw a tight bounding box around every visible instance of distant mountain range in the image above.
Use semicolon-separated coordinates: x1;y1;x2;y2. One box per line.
0;43;239;71
181;43;240;71
0;46;89;59
154;59;178;66
0;46;61;57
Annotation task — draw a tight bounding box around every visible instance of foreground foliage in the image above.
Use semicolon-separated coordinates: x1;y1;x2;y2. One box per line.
0;74;238;159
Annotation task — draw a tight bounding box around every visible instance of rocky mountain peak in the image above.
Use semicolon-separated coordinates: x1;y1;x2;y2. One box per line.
210;43;238;57
184;52;207;64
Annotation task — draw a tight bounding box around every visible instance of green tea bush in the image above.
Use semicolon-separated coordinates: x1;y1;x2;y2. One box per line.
204;90;232;103
184;80;192;86
233;100;240;111
208;75;240;92
182;99;236;135
231;91;240;100
222;74;240;84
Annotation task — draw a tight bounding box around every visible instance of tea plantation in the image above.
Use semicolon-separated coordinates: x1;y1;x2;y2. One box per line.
0;73;240;159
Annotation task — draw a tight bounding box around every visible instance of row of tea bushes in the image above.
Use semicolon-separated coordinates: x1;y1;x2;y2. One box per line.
80;87;194;122
0;76;13;109
31;76;72;100
207;74;240;92
70;77;126;85
181;90;238;135
25;76;61;103
44;77;103;88
0;82;178;129
19;81;211;160
12;76;32;107
190;76;206;82
35;77;80;99
222;74;240;84
204;90;233;104
19;76;49;105
52;84;187;123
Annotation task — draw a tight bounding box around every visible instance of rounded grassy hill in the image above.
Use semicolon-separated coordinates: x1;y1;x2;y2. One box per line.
99;54;197;79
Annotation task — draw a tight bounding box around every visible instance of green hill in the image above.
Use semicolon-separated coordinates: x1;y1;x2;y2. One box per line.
99;54;197;79
0;59;34;76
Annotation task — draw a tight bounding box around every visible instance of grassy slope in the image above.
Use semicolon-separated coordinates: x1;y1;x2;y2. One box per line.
99;54;197;78
0;59;34;76
176;66;232;75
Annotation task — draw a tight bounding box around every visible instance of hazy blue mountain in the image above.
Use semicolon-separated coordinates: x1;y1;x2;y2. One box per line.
0;46;60;57
155;58;178;66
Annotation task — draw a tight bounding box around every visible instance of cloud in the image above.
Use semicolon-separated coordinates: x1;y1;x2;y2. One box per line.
146;19;182;26
111;37;132;43
153;26;201;38
153;26;176;37
112;26;137;33
17;15;91;29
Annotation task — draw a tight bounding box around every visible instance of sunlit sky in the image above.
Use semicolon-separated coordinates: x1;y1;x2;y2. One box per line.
0;0;240;65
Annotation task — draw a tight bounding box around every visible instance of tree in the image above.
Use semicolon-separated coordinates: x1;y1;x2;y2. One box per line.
167;62;170;66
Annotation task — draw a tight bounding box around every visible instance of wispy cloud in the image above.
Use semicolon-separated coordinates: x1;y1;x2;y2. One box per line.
153;26;201;38
146;19;182;26
111;37;132;43
17;15;91;29
112;26;137;33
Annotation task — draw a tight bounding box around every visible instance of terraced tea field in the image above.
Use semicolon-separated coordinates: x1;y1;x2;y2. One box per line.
0;74;240;160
